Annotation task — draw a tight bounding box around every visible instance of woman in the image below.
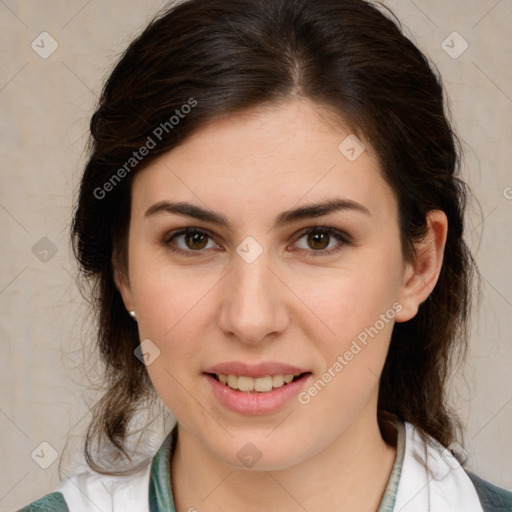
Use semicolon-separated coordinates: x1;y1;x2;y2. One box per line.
17;0;512;510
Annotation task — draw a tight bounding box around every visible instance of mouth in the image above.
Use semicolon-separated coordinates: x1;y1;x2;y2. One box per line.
203;362;312;414
208;372;309;393
204;370;312;415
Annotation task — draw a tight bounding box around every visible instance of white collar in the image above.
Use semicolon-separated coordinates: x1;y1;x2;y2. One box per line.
58;461;152;512
394;421;483;511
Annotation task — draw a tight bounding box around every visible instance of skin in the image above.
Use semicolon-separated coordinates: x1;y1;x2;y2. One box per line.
115;98;448;512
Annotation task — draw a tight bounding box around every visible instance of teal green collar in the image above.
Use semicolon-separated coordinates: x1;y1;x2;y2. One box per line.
377;415;405;512
148;425;178;512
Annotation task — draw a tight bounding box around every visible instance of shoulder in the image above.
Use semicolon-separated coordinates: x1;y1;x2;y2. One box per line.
466;471;512;512
16;491;69;512
16;460;152;512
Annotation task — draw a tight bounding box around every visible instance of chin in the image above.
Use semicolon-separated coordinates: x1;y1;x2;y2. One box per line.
203;429;313;472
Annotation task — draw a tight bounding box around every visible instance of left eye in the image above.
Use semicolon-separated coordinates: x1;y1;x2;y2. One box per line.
293;227;347;253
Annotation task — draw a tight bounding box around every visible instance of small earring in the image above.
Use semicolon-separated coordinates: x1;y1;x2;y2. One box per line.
129;310;137;321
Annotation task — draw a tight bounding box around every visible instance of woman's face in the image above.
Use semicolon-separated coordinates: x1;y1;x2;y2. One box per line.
117;99;419;469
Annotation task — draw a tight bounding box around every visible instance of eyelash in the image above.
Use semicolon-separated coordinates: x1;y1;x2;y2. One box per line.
161;226;351;258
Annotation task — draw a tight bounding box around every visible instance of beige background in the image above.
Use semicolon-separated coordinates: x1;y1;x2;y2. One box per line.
1;0;511;510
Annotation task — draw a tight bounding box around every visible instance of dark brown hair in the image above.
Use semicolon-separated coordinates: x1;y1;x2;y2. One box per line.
71;0;477;473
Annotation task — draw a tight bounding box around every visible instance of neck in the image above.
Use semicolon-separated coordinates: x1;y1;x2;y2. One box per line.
171;393;397;512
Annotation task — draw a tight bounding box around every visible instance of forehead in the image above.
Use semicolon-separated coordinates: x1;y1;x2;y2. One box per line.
131;99;398;226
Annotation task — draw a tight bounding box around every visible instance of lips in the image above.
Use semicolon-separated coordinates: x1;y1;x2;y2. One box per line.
203;361;311;415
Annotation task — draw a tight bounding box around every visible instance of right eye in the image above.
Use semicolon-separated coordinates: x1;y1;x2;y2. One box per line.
163;228;222;256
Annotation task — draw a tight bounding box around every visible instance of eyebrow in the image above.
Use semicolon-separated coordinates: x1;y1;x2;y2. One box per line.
144;198;371;229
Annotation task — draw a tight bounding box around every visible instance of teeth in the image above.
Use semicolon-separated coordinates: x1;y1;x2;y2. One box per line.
272;374;284;387
238;376;255;392
254;375;273;392
214;373;302;392
227;374;238;388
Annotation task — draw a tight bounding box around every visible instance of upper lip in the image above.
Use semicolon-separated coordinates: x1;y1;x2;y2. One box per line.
204;362;309;378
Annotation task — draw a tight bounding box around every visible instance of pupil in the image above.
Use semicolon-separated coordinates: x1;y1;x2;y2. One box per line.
186;232;207;250
308;232;329;250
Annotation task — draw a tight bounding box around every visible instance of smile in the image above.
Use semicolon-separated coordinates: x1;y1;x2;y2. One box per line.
204;371;311;415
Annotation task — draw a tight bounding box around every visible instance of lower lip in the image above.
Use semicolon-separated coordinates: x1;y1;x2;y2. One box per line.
204;373;311;415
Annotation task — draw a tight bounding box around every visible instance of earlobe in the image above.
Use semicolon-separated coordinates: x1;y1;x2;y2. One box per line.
395;210;448;323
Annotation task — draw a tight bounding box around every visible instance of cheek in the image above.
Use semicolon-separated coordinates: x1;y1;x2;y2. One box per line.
128;254;218;398
130;248;219;340
291;260;401;352
137;271;211;422
134;274;214;383
296;271;398;418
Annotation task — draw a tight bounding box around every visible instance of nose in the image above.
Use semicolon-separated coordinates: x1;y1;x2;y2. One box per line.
218;251;290;345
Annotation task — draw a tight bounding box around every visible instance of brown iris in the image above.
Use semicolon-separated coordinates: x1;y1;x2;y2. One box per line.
185;231;208;250
307;231;330;250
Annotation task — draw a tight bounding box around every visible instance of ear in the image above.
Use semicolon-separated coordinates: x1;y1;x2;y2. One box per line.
113;262;135;313
395;210;448;323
